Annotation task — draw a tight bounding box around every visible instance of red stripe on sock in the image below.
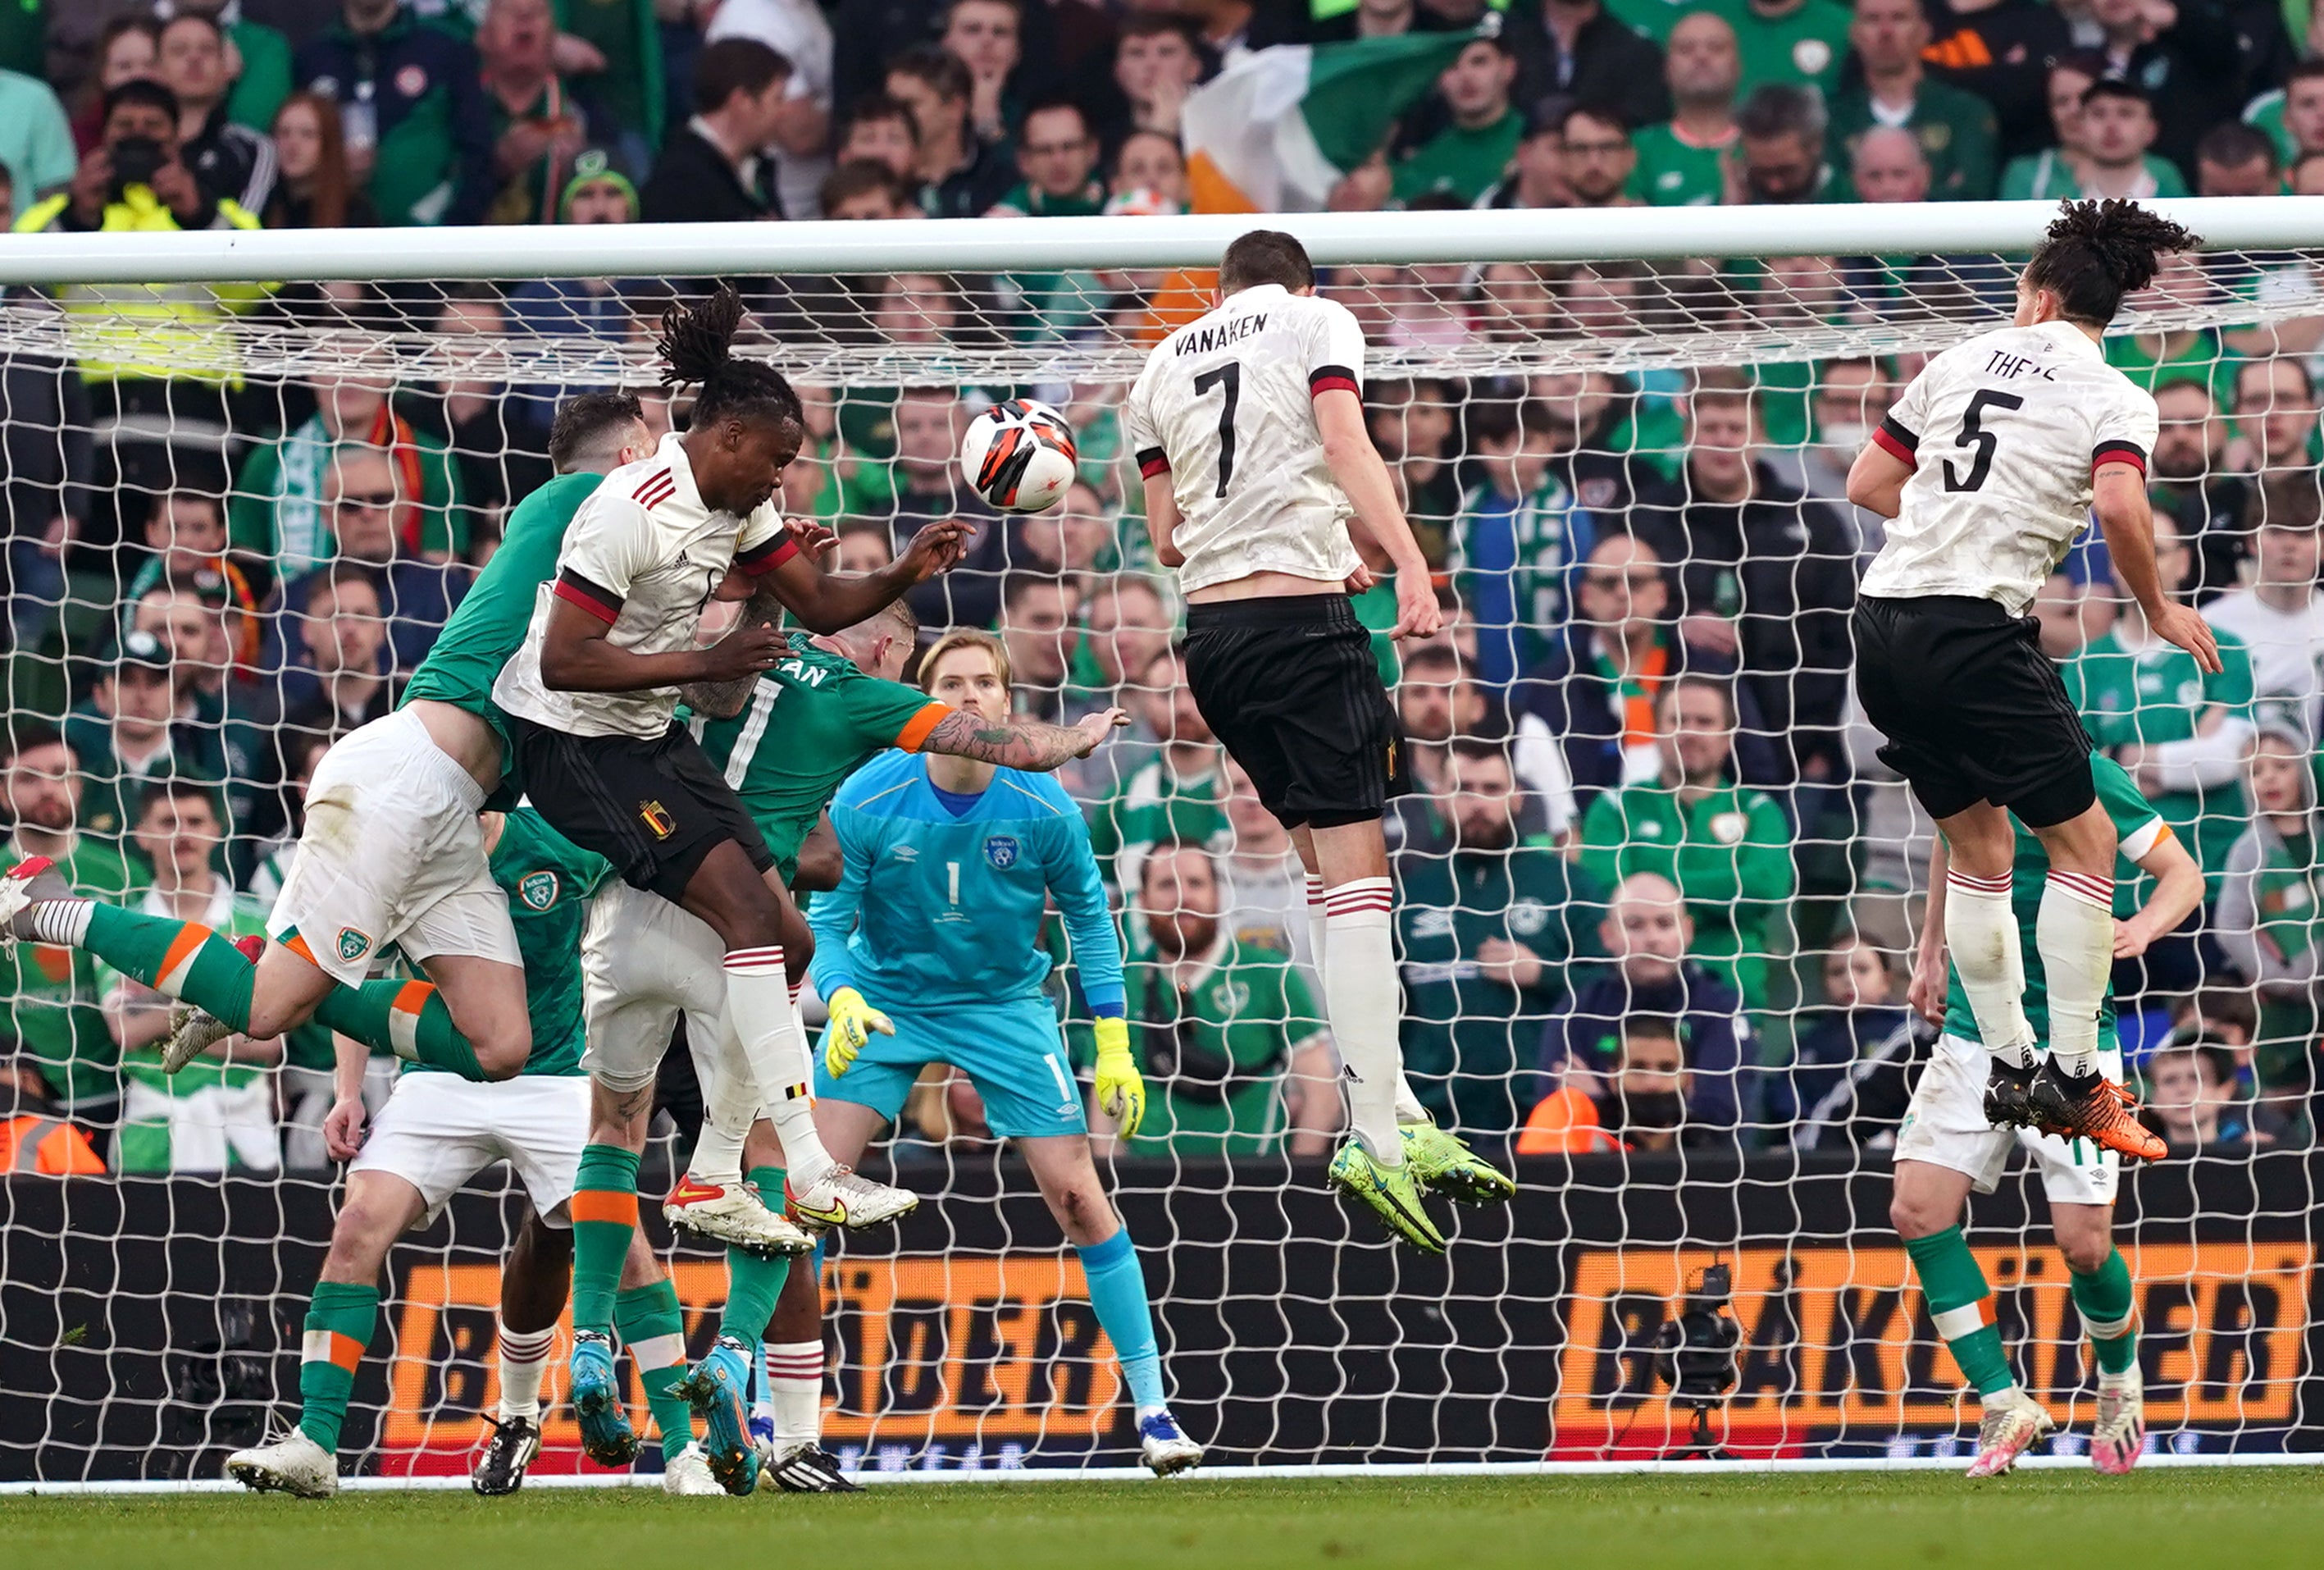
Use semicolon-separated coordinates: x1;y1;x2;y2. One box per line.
1947;869;2012;893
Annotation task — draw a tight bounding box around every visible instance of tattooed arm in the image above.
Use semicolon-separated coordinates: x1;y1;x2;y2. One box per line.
921;705;1129;773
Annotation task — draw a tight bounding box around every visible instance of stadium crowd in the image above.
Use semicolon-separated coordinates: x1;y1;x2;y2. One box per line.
2;0;2324;1178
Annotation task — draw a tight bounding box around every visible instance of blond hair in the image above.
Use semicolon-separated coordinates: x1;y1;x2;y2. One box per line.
918;627;1011;693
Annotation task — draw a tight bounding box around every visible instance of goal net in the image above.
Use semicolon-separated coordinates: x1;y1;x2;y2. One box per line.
1;203;2319;1484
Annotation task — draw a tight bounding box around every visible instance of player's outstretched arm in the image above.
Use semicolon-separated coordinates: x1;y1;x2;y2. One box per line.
1314;388;1438;640
2114;827;2203;960
2093;463;2221;673
538;593;785;693
920;706;1128;772
755;518;973;636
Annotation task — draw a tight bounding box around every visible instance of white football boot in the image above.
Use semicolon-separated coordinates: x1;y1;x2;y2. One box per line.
226;1431;339;1499
1964;1389;2054;1478
2090;1364;2146;1476
663;1175;816;1257
785;1165;918;1231
662;1442;727;1496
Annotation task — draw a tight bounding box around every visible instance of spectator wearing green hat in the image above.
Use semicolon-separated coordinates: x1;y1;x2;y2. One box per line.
508;147;643;448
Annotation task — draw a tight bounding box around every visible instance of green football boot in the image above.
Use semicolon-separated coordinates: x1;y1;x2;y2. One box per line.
1401;1119;1517;1206
1327;1139;1447;1254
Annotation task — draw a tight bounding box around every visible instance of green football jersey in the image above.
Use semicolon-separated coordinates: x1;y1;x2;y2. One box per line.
686;634;949;885
1096;928;1327;1157
403;806;607;1078
0;836;147;1110
2066;624;2257;893
1627;123;1730;208
1942;757;2168;1052
401;469;601;800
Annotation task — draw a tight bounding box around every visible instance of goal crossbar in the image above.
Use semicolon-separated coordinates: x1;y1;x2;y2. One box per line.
3;198;2322;287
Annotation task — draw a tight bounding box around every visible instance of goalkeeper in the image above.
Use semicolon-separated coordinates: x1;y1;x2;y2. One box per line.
1895;755;2202;1481
805;629;1203;1478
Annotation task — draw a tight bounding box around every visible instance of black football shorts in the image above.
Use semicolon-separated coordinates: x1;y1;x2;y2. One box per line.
1852;592;2098;828
1183;594;1410;832
508;716;775;901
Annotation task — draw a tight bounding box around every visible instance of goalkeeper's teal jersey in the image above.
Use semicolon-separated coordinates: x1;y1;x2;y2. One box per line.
685;634;950;884
808;750;1126;1015
1941;756;2172;1052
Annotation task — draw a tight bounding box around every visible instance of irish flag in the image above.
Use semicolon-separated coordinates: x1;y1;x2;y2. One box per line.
1183;30;1485;214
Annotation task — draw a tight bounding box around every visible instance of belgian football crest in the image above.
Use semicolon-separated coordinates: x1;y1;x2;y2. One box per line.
518;871;560;911
640;800;676;840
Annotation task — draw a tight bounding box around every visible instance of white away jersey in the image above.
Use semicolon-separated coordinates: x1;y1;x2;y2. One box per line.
494;431;796;740
1860;319;2158;616
1123;283;1366;595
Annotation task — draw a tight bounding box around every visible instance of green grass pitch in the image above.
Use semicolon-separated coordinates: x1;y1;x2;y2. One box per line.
6;1472;2322;1570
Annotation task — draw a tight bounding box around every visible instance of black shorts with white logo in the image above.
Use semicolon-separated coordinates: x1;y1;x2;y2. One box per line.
1852;592;2097;828
1183;593;1410;831
508;716;775;901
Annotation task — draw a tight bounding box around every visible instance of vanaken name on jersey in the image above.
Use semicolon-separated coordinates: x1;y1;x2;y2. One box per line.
1174;311;1269;356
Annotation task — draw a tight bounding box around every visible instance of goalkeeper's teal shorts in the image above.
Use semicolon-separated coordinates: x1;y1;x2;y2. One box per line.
813;998;1087;1139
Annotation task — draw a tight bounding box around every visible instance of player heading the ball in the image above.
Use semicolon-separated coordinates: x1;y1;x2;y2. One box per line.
1848;199;2217;1165
1125;229;1514;1253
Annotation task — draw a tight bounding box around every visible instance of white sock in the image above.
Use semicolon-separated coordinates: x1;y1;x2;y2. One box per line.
1943;867;2036;1069
1322;878;1404;1164
2037;869;2116;1078
763;1340;823;1448
721;947;837;1190
28;900;93;948
687;1015;760;1189
496;1321;556;1422
1310;874;1429;1127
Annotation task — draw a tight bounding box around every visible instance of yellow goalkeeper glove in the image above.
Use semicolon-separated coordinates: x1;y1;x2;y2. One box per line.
821;986;892;1079
1091;1015;1145;1140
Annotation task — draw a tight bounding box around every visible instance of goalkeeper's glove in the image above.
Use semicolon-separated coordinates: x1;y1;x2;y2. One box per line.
822;986;892;1079
1091;1015;1146;1140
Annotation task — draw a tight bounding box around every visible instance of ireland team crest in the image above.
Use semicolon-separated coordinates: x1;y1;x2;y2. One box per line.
337;927;371;963
984;835;1020;869
518;870;560;911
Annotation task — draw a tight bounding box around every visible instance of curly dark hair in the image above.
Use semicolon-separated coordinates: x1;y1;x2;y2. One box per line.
2023;199;2202;327
655;284;804;433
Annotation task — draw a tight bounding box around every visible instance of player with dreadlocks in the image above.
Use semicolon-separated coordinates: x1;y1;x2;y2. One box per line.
481;285;976;1486
1848;200;2215;1474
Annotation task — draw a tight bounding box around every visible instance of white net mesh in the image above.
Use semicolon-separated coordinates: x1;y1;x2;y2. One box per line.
2;222;2322;1481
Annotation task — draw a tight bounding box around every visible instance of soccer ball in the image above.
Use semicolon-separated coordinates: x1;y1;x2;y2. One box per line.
960;399;1078;513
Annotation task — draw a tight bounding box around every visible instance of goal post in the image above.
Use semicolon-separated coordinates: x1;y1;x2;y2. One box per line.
0;199;2320;1485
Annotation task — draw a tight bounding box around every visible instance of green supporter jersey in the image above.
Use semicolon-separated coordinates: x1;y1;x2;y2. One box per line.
1627;123;1732;207
225;19;294;135
2066;625;2257;895
1392;109;1524;204
1578;779;1795;1011
1942;757;2168;1052
1609;0;1851;95
0;836;146;1109
1087;755;1233;893
1085;926;1327;1157
1826;79;1998;201
685;635;950;884
401;469;601;801
2104;328;2240;417
403;806;608;1078
1998;150;2190;203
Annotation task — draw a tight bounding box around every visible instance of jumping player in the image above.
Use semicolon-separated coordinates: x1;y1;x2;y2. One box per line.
1848;199;2216;1160
1123;228;1511;1252
1894;755;2201;1477
0;395;662;1084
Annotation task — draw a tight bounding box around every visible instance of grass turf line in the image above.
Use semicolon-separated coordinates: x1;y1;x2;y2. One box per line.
4;1473;2322;1570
